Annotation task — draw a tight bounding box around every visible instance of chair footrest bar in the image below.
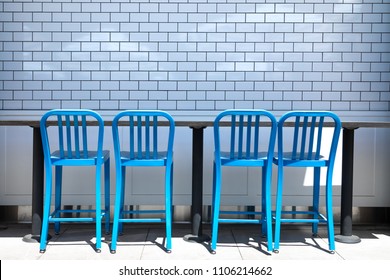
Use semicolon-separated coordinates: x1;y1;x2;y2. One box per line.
276;211;327;220
118;218;165;223
218;218;263;224
49;217;96;222
277;218;327;223
121;210;165;215
220;211;263;216
279;210;321;215
51;209;99;215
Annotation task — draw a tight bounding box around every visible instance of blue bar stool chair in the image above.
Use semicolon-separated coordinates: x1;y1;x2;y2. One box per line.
39;109;110;253
273;111;341;254
211;109;277;253
110;110;175;254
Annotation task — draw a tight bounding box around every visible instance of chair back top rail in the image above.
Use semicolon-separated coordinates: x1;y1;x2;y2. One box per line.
112;110;175;161
214;109;277;160
277;111;342;162
40;109;104;161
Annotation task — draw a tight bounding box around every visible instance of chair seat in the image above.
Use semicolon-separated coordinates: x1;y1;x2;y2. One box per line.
273;152;327;167
51;150;110;166
119;151;170;166
220;151;269;166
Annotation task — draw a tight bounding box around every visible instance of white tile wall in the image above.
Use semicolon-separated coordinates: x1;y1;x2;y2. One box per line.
0;0;389;114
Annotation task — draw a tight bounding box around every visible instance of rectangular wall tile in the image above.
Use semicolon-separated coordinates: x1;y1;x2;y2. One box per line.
0;0;388;114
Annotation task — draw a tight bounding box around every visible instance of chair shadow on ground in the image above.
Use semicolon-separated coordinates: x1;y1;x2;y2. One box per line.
202;223;274;256
40;226;106;252
105;223;274;255
1;222;389;255
211;238;273;256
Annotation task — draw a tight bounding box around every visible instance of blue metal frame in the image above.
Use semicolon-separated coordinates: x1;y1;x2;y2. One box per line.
110;110;175;253
211;109;277;253
39;109;110;253
273;111;341;253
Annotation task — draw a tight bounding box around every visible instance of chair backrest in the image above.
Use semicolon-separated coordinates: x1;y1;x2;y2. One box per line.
112;110;175;162
40;109;105;162
277;111;341;163
214;109;277;161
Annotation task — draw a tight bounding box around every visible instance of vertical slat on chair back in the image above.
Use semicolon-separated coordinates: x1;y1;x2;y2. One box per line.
40;110;104;161
291;116;325;160
56;114;89;159
230;114;259;159
113;110;175;161
215;110;276;160
279;111;341;161
128;115;160;159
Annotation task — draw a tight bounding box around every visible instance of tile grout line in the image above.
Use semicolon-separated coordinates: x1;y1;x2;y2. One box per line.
230;228;245;260
139;228;150;260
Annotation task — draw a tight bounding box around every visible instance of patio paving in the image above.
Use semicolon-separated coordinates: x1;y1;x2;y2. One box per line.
1;222;389;261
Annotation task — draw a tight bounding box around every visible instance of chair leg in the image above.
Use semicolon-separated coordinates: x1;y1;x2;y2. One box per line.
211;163;216;223
54;166;62;234
273;165;284;253
40;169;53;253
119;166;126;235
165;164;173;252
263;164;273;252
95;165;102;252
110;167;123;254
261;166;267;237
312;167;321;235
326;171;335;252
211;162;221;253
104;159;110;235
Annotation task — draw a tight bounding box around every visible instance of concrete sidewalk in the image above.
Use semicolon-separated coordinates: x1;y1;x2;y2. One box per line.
1;223;390;260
